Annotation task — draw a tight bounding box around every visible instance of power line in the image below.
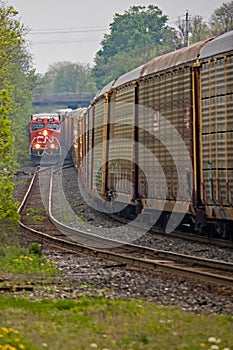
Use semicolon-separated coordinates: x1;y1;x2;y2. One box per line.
31;39;100;45
30;26;108;35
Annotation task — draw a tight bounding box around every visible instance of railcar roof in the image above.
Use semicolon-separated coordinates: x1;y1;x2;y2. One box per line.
199;30;233;59
94;80;116;100
94;66;143;100
141;39;212;76
112;65;143;88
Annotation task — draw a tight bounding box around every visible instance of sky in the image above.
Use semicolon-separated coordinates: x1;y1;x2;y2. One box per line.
7;0;225;74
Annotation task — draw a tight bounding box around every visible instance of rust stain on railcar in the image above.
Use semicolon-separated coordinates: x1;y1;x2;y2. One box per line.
141;39;212;76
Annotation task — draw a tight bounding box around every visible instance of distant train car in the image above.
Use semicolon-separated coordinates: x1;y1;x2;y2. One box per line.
29;113;61;161
61;108;87;168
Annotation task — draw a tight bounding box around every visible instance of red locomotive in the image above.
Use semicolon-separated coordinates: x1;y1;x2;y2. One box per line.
29;113;61;161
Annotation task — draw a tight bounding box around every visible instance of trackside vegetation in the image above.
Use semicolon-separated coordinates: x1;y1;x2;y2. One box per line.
0;2;36;223
0;243;232;350
0;296;232;350
0;243;58;275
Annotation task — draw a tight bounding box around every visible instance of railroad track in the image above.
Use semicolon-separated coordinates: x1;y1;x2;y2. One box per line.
109;213;233;249
18;165;233;288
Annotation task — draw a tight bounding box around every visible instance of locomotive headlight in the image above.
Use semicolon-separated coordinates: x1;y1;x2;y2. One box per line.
35;143;41;149
51;143;55;149
43;129;48;136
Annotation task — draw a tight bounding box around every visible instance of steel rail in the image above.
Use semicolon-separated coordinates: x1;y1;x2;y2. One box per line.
18;166;233;288
109;213;233;249
17;167;39;214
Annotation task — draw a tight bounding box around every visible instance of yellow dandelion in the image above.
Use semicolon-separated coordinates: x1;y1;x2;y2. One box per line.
22;256;33;261
19;344;25;350
9;329;19;335
1;328;9;333
200;343;206;348
2;345;16;350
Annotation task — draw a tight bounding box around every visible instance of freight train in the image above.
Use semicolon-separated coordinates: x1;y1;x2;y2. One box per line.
29;113;61;162
62;30;233;240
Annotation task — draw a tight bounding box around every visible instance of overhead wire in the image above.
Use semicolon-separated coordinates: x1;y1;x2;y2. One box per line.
26;24;108;45
30;26;108;35
32;39;100;45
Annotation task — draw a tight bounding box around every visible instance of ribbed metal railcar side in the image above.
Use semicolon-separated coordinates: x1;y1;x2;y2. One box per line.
106;83;136;203
105;67;143;204
86;106;94;191
88;81;117;198
80;108;88;189
75;108;87;186
62;111;74;160
137;41;209;215
199;30;233;225
91;96;106;196
72;109;82;171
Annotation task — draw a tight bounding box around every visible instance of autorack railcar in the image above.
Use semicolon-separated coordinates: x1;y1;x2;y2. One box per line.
63;30;233;239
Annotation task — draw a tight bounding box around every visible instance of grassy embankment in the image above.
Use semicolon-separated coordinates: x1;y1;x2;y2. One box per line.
0;240;232;350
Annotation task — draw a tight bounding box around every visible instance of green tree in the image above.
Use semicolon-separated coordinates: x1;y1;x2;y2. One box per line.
92;5;178;88
0;90;19;222
8;65;35;164
0;2;35;165
0;90;13;165
0;2;35;222
189;15;210;44
209;0;233;34
40;61;97;94
0;3;20;170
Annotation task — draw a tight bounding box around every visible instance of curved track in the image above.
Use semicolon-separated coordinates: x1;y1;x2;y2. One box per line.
18;165;233;288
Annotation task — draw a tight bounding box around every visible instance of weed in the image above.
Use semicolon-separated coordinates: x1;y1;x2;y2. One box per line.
0;246;58;275
26;208;43;222
28;243;42;257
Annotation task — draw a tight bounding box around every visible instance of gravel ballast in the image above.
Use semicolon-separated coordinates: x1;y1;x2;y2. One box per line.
11;163;233;315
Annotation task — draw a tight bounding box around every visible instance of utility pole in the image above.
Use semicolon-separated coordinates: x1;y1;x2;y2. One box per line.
185;10;190;46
